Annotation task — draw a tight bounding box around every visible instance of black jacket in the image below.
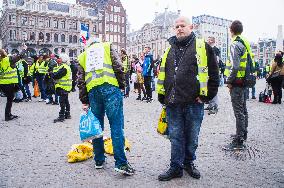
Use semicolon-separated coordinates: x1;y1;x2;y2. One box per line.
162;33;219;105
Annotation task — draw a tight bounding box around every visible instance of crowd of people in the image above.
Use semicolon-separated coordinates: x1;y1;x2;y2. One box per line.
0;15;283;180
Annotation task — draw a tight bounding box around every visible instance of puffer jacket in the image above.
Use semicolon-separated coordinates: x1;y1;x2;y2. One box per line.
163;33;219;105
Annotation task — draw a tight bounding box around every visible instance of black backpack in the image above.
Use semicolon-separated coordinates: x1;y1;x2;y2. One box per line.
235;37;256;88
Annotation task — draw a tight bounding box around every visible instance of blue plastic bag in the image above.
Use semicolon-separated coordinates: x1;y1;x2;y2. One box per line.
79;108;103;142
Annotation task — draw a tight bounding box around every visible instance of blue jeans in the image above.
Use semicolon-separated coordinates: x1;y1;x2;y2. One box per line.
36;75;46;100
89;83;127;167
246;86;256;99
166;103;204;169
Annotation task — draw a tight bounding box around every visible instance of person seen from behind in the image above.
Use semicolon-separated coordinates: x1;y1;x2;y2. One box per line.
77;38;135;175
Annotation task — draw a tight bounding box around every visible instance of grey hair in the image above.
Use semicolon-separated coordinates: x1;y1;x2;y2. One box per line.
175;16;192;25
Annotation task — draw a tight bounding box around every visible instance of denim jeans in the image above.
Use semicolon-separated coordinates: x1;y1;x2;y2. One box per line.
36;74;46;100
166;103;204;169
124;72;130;96
230;87;248;140
89;83;127;167
246;86;256;99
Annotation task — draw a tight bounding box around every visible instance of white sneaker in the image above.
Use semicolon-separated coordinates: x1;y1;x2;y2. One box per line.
39;99;45;102
45;99;50;103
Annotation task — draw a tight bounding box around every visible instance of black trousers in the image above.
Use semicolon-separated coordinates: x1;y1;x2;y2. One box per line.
0;84;16;119
57;91;70;117
271;76;283;102
144;76;152;99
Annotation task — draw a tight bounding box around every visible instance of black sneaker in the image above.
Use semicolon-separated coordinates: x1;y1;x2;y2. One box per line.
141;97;147;101
184;163;201;179
53;117;65;123
208;107;218;115
114;163;135;176
95;161;104;169
5;115;19;121
251;96;256;99
65;115;72;119
223;140;246;151
158;167;183;181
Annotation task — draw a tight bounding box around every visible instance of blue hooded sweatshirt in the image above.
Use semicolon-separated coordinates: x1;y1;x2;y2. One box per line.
142;53;153;77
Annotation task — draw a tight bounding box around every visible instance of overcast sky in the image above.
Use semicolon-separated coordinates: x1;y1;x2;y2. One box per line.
1;0;283;42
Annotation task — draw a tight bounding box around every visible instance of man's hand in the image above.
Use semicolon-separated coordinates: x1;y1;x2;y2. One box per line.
227;84;232;93
196;97;203;103
82;104;89;112
158;94;165;105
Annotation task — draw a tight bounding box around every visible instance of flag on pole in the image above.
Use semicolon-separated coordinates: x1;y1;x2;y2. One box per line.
80;23;89;45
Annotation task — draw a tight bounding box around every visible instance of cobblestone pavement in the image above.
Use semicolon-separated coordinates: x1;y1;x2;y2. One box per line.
0;79;283;188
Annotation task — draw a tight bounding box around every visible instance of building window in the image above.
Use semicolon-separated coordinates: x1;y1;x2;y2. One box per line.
121;17;125;23
54;33;58;42
105;24;109;32
110;5;113;11
105;13;109;22
93;25;97;32
61;21;66;29
38;18;44;27
54;19;58;28
110;14;113;22
22;31;28;41
30;32;35;41
114;25;117;32
45;19;50;28
39;32;44;42
122;26;124;33
69;35;72;43
106;34;109;42
61;34;65;42
110;24;113;32
29;17;35;26
99;23;102;32
117;15;120;23
114;6;120;13
114;15;117;23
46;33;50;42
22;16;28;26
73;35;77;44
114;35;117;42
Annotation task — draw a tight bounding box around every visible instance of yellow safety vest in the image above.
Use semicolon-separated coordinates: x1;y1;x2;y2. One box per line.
224;60;232;77
265;65;270;72
78;42;119;92
157;38;209;96
38;61;48;74
16;59;25;78
232;35;252;78
122;56;129;73
53;63;72;92
0;57;18;84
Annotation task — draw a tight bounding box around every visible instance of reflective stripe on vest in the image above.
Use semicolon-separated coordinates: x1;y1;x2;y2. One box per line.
54;63;72;91
157;38;209;96
157;47;171;95
78;42;119;92
224;60;232;77
0;57;18;84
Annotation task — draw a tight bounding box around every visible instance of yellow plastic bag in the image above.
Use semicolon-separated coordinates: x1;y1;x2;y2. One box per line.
157;107;169;137
104;137;131;155
67;142;93;163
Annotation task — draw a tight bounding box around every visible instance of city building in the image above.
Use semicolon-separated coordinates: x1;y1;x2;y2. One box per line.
126;8;179;59
0;0;126;58
192;15;232;63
